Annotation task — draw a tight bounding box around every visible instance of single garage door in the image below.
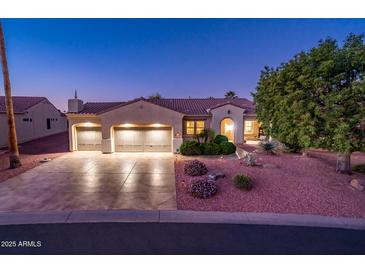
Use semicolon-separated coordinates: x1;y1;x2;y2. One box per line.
76;127;102;151
114;128;172;152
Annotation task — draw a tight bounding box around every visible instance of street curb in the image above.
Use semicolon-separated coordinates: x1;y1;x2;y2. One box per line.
0;209;364;230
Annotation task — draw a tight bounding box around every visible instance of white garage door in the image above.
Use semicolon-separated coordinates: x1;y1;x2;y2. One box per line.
114;128;172;152
76;127;102;151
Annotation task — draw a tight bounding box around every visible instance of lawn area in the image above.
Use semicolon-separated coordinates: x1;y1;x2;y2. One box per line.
0;132;69;183
175;144;365;218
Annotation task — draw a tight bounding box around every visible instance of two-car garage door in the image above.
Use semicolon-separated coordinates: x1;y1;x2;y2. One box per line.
114;128;172;152
75;127;172;152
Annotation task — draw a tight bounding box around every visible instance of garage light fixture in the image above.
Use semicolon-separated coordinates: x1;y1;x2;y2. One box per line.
152;123;162;127
84;122;94;127
122;123;133;128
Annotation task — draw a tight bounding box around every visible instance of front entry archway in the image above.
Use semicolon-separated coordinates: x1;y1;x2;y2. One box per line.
220;118;235;142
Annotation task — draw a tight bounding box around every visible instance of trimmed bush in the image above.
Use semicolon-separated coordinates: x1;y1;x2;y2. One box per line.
220;141;236;155
184;160;208;176
188;178;218;199
179;140;201;155
353;164;365;173
233;174;253;190
201;142;221;155
214;134;228;144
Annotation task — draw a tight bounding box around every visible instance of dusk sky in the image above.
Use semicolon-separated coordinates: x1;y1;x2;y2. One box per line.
1;18;365;111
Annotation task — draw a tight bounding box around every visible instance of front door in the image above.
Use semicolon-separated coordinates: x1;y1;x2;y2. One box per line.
220;118;235;142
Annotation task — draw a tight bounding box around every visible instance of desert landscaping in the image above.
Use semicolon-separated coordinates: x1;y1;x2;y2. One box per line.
175;144;365;218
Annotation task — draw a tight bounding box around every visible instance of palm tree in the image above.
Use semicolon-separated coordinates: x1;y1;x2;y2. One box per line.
225;90;237;99
148;92;162;99
0;21;21;168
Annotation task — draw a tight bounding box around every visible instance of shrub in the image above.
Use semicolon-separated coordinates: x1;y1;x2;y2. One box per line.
214;134;228;144
259;139;287;154
180;140;201;155
220;141;236;155
259;140;278;154
196;128;216;144
184;160;208;176
233;174;253;190
242;152;257;166
188;178;218;198
352;164;365;173
201;142;221;155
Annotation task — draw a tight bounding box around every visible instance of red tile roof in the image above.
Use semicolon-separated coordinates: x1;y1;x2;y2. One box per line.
0;96;47;113
78;102;124;114
77;97;256;116
149;98;255;115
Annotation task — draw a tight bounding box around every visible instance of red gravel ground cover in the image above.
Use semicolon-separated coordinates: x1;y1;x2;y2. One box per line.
0;132;69;183
175;145;365;218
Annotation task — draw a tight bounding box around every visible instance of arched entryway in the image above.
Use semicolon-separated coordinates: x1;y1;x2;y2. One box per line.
220;118;235;142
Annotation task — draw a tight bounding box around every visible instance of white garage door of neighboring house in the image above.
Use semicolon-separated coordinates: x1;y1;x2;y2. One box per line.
114;128;172;152
76;127;102;151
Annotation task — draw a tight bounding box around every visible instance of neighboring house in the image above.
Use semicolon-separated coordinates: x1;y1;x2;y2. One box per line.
0;96;68;148
67;95;260;153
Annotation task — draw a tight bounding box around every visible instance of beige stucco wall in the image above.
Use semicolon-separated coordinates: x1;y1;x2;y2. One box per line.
0;100;68;148
210;104;245;144
100;100;184;153
68;100;184;153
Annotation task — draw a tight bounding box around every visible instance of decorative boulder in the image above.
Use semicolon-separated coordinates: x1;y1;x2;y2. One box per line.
208;171;226;181
350;179;365;191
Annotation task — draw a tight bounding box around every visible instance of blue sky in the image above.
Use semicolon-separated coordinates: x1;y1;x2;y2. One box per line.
1;18;365;111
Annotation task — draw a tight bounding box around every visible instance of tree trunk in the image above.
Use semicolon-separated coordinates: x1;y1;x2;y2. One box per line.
0;21;21;169
336;152;351;174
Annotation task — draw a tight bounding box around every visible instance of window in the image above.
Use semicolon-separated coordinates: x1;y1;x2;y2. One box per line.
244;121;253;133
196;121;205;134
186;121;195;135
185;120;205;135
46;118;51;130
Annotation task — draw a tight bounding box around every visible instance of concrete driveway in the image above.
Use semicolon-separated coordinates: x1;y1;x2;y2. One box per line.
0;152;176;212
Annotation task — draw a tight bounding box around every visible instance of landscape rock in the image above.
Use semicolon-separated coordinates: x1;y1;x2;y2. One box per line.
208;171;225;180
350;179;365;191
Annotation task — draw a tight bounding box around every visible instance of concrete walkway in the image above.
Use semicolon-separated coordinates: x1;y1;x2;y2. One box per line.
0;209;364;230
0;152;176;212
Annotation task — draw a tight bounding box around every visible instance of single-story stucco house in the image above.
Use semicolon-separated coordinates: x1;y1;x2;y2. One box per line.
66;95;260;153
0;96;68;148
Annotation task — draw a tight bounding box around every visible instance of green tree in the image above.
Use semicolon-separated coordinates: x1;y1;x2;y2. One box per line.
253;34;365;173
225;90;237;98
148;92;162;99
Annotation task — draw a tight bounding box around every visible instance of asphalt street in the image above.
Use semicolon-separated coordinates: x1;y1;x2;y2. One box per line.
0;222;364;254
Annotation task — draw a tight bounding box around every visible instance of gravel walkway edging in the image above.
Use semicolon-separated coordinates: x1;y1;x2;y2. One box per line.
0;209;365;230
